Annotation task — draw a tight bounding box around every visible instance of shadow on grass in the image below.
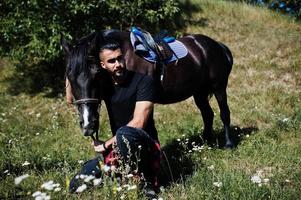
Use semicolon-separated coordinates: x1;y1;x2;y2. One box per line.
4;58;66;97
158;125;258;187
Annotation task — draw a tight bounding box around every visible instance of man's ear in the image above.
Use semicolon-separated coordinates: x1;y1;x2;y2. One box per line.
100;61;106;69
61;35;71;55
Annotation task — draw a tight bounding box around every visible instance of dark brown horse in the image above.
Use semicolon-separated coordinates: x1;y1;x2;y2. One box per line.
61;30;234;147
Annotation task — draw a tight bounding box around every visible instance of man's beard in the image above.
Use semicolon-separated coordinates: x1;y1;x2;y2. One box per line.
113;68;127;84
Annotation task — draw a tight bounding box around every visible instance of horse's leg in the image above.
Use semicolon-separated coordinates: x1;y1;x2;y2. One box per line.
193;92;214;143
214;88;234;148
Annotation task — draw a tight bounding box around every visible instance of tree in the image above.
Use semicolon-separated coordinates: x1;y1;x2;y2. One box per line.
0;0;179;63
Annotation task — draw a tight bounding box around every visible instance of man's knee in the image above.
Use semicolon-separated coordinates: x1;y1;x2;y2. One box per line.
116;126;143;144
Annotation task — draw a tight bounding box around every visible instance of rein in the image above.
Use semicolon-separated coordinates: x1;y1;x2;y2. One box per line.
73;98;99;105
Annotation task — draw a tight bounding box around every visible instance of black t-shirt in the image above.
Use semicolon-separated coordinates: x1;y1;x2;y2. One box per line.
104;71;158;141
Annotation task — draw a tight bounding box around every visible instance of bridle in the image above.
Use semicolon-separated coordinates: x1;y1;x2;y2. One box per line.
73;98;100;141
73;98;100;105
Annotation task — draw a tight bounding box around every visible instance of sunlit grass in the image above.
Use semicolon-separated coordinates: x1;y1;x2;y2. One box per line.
1;0;301;199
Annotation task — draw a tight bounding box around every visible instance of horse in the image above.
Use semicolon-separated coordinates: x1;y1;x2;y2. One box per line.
61;29;234;148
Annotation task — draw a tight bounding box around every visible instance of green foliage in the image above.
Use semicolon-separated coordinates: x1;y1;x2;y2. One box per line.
1;0;301;199
0;0;179;63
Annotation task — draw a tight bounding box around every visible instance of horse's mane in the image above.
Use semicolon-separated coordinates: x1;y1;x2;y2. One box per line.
67;30;124;79
67;32;100;79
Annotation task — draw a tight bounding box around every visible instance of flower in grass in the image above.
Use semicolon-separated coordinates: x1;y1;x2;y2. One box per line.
213;181;223;188
103;165;110;172
126;174;134;178
76;184;87;193
116;186;122;192
41;180;60;191
14;174;29;185
32;191;50;200
208;165;214;170
84;175;95;183
22;161;30;166
93;178;102;186
251;174;262;184
127;185;137;191
78;160;84;164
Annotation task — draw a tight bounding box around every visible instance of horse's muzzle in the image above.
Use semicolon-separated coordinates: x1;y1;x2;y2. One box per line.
82;128;96;136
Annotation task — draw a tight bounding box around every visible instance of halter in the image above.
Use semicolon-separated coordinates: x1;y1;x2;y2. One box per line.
73;98;100;142
73;98;99;105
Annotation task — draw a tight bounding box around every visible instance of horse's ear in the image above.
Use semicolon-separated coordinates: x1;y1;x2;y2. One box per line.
61;34;71;55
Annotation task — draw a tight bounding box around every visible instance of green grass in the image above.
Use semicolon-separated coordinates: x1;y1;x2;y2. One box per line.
1;0;301;199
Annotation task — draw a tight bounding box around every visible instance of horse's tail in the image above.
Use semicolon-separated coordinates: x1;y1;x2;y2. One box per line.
218;42;233;70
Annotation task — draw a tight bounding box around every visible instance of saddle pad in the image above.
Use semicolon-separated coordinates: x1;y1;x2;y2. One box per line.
130;32;188;64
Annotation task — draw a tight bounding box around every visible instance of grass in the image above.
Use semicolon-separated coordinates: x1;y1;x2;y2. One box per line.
1;0;301;199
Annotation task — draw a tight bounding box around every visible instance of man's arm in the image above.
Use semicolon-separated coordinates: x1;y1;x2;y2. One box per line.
127;101;153;129
66;78;73;104
93;101;153;152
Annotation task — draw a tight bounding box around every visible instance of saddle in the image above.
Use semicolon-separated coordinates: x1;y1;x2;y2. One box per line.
130;27;188;82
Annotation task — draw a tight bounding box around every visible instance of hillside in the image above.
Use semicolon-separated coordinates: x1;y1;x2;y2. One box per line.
0;0;300;199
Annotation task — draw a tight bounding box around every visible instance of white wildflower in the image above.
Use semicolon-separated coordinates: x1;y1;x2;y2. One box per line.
36;113;41;118
76;184;87;193
251;175;262;184
103;165;110;172
32;191;42;197
208;165;214;170
176;138;181;142
77;160;84;164
22;161;30;166
127;185;137;190
14;174;29;185
246;134;250;138
116;186;122;192
126;174;134;178
4;170;9;174
84;175;95;182
41;181;54;190
79;174;87;179
158;198;163;200
34;192;50;200
285;179;291;183
188;150;192;153
213;181;223;188
54;187;61;192
36;132;40;136
93;178;102;186
282;118;289;122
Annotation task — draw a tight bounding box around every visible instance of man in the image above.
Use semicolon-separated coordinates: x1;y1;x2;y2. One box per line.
68;39;161;197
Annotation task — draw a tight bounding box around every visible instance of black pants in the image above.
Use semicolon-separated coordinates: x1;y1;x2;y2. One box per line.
69;126;161;192
116;126;160;185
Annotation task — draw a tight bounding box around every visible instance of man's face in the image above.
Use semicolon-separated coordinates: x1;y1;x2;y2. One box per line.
99;49;125;78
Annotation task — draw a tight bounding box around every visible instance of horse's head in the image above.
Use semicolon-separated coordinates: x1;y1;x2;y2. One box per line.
61;33;104;138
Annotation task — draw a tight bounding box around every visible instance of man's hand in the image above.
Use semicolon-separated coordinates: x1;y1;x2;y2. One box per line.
92;136;117;153
92;140;105;153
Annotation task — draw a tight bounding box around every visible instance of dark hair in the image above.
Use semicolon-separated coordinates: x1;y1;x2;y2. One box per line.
99;39;120;53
